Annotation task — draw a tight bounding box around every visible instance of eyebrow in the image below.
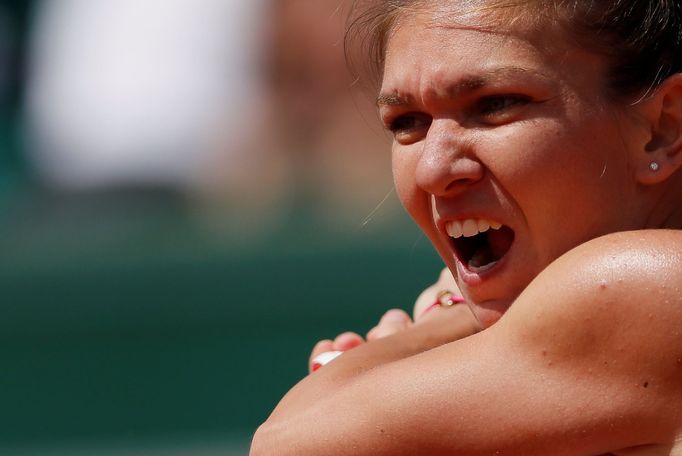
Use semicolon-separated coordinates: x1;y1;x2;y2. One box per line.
376;66;546;108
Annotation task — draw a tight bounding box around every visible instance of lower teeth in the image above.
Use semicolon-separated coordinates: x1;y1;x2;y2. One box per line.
453;226;514;271
468;260;497;272
468;247;495;269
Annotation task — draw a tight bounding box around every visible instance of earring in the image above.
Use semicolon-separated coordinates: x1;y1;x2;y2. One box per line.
649;161;660;172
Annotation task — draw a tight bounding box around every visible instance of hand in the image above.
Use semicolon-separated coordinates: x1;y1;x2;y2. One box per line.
309;267;469;373
413;267;462;322
308;308;412;373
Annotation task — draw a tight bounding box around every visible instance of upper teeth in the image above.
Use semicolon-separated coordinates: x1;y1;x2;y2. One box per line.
446;219;502;238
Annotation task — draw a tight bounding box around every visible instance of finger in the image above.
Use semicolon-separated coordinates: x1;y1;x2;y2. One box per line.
413;283;440;322
438;267;458;288
309;339;334;372
332;332;365;351
414;267;461;321
310;350;343;373
366;308;412;341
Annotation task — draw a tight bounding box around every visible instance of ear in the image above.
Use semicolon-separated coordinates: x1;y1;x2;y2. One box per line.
634;73;682;185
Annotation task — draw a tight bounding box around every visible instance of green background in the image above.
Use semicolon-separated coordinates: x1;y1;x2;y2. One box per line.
0;196;441;454
0;2;443;453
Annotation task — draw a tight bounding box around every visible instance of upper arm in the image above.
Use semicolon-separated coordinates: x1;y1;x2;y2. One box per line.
254;230;682;456
492;230;682;453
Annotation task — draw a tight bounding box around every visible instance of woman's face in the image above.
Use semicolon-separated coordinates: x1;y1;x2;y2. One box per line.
380;8;647;326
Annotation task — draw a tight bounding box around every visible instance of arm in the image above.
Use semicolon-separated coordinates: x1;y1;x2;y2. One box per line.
252;231;682;455
308;266;472;373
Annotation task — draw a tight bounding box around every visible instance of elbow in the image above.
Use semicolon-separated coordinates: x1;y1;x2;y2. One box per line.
250;419;289;456
251;416;321;456
249;422;271;456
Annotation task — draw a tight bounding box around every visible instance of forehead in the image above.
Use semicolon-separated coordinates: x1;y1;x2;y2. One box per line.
380;8;602;99
383;14;546;84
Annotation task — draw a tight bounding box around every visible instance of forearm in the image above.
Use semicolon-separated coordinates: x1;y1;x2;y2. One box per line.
252;311;488;456
253;234;682;455
265;304;479;425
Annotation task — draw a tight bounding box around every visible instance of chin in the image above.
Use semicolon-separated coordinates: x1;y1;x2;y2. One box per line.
468;299;514;328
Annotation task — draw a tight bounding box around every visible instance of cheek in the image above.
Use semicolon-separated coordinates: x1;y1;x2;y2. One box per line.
487;121;591;197
495;119;626;247
392;147;453;262
392;147;431;224
391;149;413;208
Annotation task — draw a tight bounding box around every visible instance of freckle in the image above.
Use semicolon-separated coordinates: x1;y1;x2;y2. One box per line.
643;381;649;388
542;350;548;356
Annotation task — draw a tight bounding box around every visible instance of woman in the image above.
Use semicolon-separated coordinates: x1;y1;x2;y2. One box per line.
251;1;682;454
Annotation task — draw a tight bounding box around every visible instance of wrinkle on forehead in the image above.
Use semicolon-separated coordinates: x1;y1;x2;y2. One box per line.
377;66;553;108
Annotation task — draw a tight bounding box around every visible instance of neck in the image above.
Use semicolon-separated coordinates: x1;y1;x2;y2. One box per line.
645;175;682;230
662;208;682;229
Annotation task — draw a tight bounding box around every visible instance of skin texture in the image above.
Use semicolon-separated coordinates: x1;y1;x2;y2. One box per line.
255;233;682;455
382;12;656;326
308;267;465;374
252;5;682;455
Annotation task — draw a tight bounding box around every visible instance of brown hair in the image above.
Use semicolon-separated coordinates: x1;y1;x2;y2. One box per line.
346;0;682;100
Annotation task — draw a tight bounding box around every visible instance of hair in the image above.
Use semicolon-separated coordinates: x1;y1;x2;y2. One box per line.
345;0;682;100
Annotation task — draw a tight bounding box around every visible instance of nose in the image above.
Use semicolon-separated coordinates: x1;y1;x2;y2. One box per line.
415;120;484;197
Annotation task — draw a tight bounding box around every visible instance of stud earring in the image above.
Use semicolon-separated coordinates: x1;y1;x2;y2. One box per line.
649;161;660;172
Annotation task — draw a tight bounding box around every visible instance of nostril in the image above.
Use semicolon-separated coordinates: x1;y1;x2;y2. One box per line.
445;176;478;192
441;159;485;193
416;130;484;195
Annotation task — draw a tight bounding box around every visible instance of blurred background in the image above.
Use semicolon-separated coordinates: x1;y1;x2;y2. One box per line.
0;0;443;454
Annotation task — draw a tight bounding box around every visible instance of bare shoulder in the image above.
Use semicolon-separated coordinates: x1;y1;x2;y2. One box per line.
498;229;682;448
252;230;682;456
506;229;682;332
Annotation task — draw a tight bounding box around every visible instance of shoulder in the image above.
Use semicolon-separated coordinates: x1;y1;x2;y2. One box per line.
503;229;682;362
496;229;682;440
505;229;682;329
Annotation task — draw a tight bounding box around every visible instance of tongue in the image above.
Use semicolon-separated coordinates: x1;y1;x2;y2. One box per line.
467;226;514;269
469;245;495;268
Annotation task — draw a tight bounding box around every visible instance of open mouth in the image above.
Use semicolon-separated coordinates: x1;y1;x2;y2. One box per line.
446;219;515;272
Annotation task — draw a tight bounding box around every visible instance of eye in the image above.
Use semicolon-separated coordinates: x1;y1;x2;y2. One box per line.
476;94;532;120
384;112;431;144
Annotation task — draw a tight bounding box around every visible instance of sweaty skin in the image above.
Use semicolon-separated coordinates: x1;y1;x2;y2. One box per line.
252;5;682;455
254;232;682;455
307;267;469;374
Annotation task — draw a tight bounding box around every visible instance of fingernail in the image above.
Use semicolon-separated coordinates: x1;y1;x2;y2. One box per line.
311;351;343;372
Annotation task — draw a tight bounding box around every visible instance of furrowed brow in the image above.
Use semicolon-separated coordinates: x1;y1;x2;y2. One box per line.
376;93;413;107
377;67;546;107
446;67;535;98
